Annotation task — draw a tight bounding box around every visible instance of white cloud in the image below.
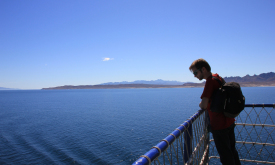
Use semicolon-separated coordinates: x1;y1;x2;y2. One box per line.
103;57;114;61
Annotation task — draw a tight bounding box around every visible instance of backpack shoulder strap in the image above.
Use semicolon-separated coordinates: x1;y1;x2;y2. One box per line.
212;76;226;86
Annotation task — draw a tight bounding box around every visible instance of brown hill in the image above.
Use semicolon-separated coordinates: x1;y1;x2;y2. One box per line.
42;72;275;89
42;84;184;90
224;72;275;82
182;72;275;87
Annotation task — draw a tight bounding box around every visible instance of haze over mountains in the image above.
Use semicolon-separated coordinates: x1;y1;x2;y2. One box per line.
182;72;275;87
223;72;275;82
100;72;275;85
1;72;274;90
41;72;275;90
99;79;187;85
0;87;18;90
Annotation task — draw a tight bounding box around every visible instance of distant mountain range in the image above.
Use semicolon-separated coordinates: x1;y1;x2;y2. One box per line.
100;79;186;85
0;87;18;90
42;72;275;90
182;72;275;87
101;72;275;86
224;72;275;82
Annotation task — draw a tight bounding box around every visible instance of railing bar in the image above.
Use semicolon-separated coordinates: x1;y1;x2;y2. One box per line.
191;134;207;157
235;123;275;127
209;156;275;164
210;139;275;147
236;141;275;146
245;104;275;107
170;145;172;164
180;133;185;163
157;157;160;164
199;144;209;165
239;159;275;165
186;131;208;164
133;104;275;165
163;151;165;165
171;143;179;165
178;138;181;165
165;149;172;165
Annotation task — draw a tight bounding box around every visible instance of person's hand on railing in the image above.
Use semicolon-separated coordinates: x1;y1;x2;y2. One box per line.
199;97;209;110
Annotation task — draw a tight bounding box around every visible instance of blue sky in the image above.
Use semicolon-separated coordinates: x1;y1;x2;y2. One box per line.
1;0;274;89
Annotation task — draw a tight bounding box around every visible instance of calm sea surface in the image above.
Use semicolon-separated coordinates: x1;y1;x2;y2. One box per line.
0;87;274;165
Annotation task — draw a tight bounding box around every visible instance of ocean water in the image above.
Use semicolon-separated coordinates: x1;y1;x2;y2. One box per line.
0;87;274;165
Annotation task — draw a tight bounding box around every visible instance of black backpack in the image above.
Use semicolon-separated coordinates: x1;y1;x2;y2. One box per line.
210;76;245;118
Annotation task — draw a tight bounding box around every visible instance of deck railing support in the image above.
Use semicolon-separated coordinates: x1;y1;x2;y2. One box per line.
133;104;275;165
184;122;192;164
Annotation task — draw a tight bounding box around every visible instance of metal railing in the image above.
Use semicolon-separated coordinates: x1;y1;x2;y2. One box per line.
133;104;275;165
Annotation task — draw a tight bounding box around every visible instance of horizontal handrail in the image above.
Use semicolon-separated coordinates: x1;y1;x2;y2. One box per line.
235;123;275;127
245;104;275;108
132;104;275;165
209;157;275;165
132;109;206;165
209;139;275;147
236;141;275;147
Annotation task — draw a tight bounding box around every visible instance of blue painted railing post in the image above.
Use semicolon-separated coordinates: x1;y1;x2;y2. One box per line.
184;121;192;163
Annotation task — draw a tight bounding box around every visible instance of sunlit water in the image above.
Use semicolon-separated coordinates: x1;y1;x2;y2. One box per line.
0;87;274;164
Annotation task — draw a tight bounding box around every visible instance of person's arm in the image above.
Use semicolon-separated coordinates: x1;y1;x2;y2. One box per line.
199;97;209;110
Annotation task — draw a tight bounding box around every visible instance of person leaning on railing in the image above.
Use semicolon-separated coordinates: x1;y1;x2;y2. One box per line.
189;58;241;165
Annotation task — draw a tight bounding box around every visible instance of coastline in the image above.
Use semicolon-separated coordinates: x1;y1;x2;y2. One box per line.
41;82;275;90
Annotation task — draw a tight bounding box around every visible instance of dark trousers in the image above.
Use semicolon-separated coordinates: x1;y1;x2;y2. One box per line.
212;123;241;165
